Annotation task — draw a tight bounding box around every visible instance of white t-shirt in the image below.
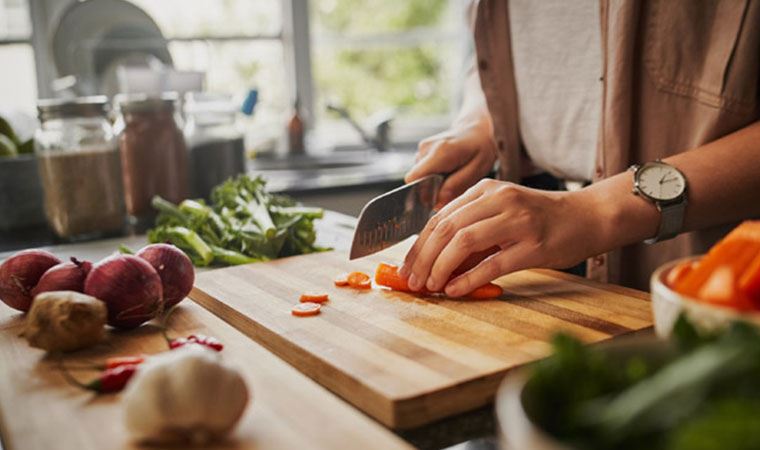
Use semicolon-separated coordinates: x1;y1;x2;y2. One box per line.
509;0;601;182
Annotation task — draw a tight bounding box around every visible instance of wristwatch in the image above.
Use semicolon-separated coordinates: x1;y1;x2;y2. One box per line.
629;161;688;244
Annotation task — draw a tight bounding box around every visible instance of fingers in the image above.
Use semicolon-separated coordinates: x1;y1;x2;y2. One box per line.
426;214;512;292
402;190;501;291
444;243;536;297
400;182;485;279
405;138;469;184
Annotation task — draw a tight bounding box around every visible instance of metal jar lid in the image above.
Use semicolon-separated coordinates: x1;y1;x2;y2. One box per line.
115;92;178;114
37;96;109;122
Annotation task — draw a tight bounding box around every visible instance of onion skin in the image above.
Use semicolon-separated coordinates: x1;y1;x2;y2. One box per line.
136;244;194;308
31;257;92;298
84;255;164;329
0;250;61;312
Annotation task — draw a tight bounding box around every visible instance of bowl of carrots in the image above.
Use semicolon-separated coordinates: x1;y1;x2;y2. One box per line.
651;221;760;338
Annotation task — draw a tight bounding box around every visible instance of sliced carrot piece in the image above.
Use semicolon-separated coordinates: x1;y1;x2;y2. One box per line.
466;283;503;299
300;293;329;303
347;271;371;288
354;280;372;290
375;263;412;292
675;239;760;297
291;302;321;317
333;273;350;287
665;260;697;288
697;266;754;311
739;253;760;307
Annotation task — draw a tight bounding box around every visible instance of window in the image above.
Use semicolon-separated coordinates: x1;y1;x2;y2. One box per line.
0;0;36;115
0;0;468;148
311;0;467;146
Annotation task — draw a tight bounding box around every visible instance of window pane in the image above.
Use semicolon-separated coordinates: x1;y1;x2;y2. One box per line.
169;40;288;140
128;0;281;38
314;43;455;117
0;44;37;114
311;0;466;138
0;0;31;40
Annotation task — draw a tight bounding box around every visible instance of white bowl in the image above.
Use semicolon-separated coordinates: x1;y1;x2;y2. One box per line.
650;256;760;338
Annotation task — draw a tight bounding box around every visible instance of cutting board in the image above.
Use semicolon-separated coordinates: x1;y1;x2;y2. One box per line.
190;246;653;429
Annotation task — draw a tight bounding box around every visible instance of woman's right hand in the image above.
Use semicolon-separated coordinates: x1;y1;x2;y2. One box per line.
405;121;498;209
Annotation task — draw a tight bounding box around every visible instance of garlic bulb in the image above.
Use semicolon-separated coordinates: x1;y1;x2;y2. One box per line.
123;344;250;444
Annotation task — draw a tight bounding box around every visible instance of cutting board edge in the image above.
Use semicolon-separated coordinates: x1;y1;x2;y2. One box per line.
189;285;400;427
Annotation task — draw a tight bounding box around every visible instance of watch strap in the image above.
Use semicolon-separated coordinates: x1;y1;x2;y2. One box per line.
645;199;687;244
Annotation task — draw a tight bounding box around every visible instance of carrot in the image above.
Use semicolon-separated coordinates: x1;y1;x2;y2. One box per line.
697;266;755;311
347;271;371;289
739;253;760;307
675;239;760;297
665;260;697;288
291;302;321;317
374;262;501;298
374;263;413;292
333;273;350;286
300;293;329;303
466;282;503;299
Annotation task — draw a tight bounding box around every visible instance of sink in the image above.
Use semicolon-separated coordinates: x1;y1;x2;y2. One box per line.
247;150;416;193
249;152;374;172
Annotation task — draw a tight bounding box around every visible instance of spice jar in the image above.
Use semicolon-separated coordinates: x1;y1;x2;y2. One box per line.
114;93;189;225
35;96;126;239
184;92;245;199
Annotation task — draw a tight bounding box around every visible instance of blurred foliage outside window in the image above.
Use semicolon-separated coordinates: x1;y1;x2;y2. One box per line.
312;0;467;130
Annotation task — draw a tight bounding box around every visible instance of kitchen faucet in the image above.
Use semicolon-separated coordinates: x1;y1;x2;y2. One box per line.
326;102;393;152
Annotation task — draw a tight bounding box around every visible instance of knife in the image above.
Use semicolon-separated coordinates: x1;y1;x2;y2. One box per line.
349;174;443;259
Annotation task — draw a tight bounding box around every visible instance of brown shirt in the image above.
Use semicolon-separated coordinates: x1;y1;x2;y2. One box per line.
470;0;760;290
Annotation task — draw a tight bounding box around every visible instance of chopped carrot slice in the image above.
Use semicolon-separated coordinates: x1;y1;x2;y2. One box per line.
466;283;503;299
300;293;329;303
665;260;697;288
354;280;372;290
375;263;412;292
333;273;350;286
698;266;754;311
739;253;760;307
347;271;371;288
291;302;321;317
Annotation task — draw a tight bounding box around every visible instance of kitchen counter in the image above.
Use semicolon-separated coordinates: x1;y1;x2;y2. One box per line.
0;211;499;450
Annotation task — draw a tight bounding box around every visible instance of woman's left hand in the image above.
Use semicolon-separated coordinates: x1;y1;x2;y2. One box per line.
399;179;612;297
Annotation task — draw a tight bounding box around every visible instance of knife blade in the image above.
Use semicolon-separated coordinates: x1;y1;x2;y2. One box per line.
349;174;443;260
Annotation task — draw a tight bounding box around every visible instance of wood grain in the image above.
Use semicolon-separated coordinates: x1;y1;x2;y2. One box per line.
190;246;653;429
0;301;411;450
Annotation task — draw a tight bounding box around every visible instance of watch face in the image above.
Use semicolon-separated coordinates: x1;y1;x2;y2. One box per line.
636;163;686;201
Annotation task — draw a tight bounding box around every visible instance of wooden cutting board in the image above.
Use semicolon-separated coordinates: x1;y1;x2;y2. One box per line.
190;246;653;429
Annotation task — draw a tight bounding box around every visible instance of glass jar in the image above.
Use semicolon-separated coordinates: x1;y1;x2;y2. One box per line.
35;96;126;239
114;93;189;225
184;92;246;199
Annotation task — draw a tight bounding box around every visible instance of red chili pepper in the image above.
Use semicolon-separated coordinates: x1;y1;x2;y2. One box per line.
85;364;138;393
104;355;145;370
169;334;224;352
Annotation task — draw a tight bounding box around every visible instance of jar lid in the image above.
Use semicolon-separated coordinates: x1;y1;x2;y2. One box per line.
115;92;178;114
37;96;109;121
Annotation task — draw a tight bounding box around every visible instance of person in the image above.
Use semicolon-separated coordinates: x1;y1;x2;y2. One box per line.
400;0;760;296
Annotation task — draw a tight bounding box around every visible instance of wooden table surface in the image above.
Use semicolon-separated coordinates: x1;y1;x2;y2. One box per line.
0;212;416;450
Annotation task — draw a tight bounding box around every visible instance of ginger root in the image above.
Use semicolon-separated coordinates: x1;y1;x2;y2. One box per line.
24;291;107;352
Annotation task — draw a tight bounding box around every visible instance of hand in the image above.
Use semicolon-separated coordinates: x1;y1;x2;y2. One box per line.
399;179;610;297
405;122;498;209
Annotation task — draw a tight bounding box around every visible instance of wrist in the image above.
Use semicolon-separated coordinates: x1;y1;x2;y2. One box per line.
573;175;660;253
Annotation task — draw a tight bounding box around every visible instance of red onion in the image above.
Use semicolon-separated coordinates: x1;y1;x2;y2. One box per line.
0;249;61;312
31;257;92;297
136;244;194;308
84;255;163;329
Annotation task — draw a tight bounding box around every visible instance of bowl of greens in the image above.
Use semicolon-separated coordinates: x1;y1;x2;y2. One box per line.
496;315;760;450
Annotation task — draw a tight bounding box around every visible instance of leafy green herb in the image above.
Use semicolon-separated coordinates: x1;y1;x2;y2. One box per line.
524;315;760;450
147;175;329;267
